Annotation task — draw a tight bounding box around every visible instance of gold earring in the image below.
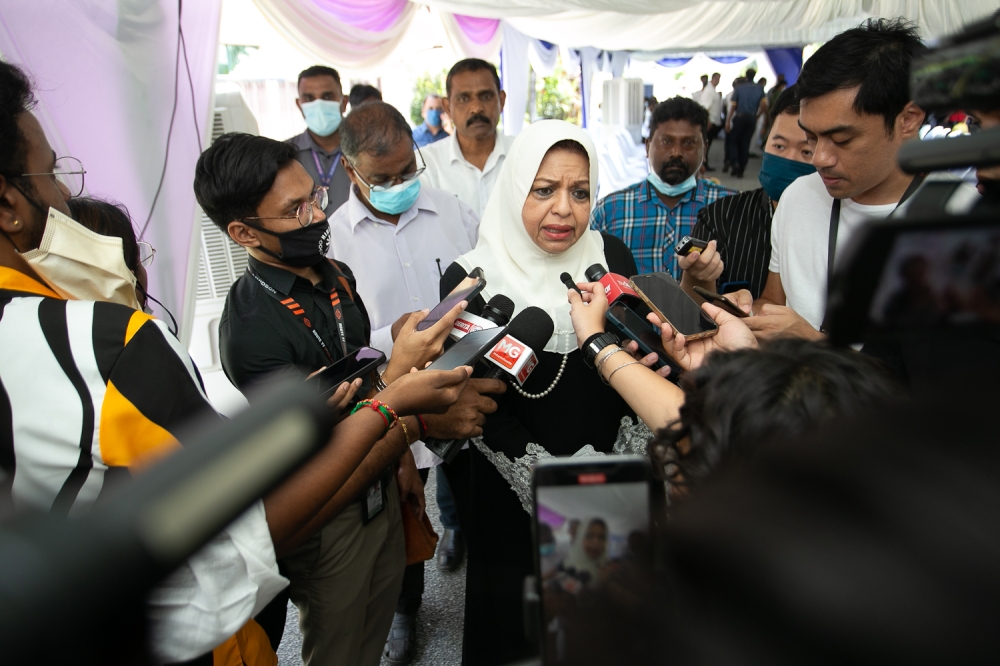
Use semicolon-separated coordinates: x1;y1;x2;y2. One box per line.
12;219;18;226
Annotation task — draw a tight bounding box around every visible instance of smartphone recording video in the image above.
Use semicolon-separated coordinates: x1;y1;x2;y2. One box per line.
417;271;486;331
532;456;652;666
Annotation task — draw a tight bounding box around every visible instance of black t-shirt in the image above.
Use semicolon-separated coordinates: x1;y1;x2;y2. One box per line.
691;187;773;299
220;255;371;394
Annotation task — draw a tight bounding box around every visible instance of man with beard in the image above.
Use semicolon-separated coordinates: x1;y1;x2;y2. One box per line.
419;59;514;218
591;96;736;279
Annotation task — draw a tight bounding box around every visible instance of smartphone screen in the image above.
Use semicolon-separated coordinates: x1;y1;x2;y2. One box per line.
311;346;386;396
425;326;507;371
533;456;652;665
417;275;486;331
630;273;718;337
606;303;670;361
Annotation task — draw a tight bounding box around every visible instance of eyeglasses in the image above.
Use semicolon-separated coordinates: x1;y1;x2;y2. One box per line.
243;186;328;228
349;146;426;193
138;241;156;267
19;156;87;197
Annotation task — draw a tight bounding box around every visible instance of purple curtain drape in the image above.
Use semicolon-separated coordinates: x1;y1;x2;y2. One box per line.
311;0;408;31
453;14;501;45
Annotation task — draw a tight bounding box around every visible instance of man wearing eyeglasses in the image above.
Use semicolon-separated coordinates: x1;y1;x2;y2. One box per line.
329;100;483;665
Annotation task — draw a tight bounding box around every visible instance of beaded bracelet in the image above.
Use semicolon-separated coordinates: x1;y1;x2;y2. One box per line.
350;399;399;435
416;414;429;439
595;345;625;375
604;360;640;386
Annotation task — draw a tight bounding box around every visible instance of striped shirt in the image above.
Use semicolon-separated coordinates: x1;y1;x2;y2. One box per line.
591;178;738;279
691;187;774;299
0;265;286;663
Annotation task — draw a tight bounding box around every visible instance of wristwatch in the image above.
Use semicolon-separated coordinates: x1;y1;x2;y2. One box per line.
582;331;620;368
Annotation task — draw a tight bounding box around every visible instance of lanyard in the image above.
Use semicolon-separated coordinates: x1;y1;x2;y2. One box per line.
247;266;348;362
311;149;340;188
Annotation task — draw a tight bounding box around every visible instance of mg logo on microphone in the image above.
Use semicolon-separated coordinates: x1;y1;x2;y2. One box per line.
489;336;524;369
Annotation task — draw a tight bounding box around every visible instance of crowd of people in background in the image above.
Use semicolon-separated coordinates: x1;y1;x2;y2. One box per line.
1;12;998;666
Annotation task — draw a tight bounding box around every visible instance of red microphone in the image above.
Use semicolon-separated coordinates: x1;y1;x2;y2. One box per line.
585;264;642;307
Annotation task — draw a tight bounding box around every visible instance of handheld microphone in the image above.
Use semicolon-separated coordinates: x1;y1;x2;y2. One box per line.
560;272;583;296
585;263;642;308
448;294;515;344
481;306;554;386
425;308;554;464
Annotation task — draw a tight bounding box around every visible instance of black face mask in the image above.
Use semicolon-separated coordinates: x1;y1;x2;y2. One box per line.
246;219;331;268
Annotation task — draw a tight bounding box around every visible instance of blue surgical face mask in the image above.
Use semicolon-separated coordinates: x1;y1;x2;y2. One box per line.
426;108;442;127
301;99;342;137
539;543;555;557
647;167;699;197
368;178;421;215
758;152;816;201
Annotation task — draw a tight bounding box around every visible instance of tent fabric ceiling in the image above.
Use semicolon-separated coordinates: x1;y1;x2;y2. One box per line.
422;0;1000;50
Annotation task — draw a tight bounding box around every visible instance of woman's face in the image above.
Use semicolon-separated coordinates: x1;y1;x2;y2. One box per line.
582;521;607;560
521;147;591;254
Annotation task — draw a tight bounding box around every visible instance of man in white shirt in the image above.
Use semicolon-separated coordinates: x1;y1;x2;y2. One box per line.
331;100;495;665
419;58;515;218
695;72;722;170
753;19;928;336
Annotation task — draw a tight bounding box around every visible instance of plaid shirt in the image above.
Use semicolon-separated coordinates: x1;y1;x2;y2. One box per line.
591;178;738;278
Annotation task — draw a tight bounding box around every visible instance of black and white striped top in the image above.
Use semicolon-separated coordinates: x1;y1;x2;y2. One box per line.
691;187;774;299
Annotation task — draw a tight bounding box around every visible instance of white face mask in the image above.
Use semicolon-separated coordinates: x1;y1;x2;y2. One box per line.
21;207;141;310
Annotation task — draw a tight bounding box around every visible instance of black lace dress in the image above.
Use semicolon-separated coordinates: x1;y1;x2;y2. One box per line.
439;233;637;665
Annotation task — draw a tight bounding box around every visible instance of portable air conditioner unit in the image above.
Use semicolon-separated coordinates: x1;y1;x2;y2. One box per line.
185;89;259;416
602;78;644;144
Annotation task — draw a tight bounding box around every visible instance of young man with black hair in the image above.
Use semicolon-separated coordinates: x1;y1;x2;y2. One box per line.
349;83;382;109
288;65;352;218
196;132;491;666
419;58;513;217
725;67;768;177
753;18;928;336
591;96;737;279
681;85;815;301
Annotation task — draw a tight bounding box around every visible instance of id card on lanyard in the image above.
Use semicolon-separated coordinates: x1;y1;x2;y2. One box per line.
312;149;340;189
247;266;349;361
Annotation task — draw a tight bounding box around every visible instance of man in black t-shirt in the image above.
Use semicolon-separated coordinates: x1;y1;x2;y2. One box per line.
681;86;815;300
195;132;501;666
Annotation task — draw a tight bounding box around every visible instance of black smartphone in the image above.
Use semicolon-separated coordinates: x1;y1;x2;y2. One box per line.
532;455;653;666
417;273;487;331
692;286;749;318
674;235;709;256
630;273;719;340
424;326;508;371
310;346;386;397
605;302;675;374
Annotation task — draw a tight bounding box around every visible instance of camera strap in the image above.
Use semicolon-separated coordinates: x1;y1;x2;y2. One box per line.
822;174;925;332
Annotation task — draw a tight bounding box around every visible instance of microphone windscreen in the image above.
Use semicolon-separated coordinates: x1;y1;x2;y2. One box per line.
585;263;608;282
482;294;515;326
506;306;555;353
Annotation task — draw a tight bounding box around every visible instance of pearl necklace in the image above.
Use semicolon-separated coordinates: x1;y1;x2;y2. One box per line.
511;353;569;399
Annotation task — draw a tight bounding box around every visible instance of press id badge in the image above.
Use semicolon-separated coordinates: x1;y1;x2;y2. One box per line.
361;478;387;524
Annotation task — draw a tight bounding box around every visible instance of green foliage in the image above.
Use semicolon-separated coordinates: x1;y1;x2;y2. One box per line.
535;64;578;124
411;70;447;126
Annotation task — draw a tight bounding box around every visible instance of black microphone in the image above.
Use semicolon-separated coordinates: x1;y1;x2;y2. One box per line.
425;308;554;464
445;294;515;348
479;306;554;382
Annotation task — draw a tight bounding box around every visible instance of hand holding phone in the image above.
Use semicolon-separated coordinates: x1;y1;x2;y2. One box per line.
418;272;486;331
310;347;386;398
675;236;709;256
692;286;749;318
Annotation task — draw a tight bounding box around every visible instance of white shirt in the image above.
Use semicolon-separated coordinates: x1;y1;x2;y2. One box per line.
419;130;516;218
327;186;479;468
327;185;480;357
769;172;896;330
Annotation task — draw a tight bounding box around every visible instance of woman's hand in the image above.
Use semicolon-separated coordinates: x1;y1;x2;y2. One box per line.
383;301;467;383
651;301;757;372
567;281;609;347
377;366;472;416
